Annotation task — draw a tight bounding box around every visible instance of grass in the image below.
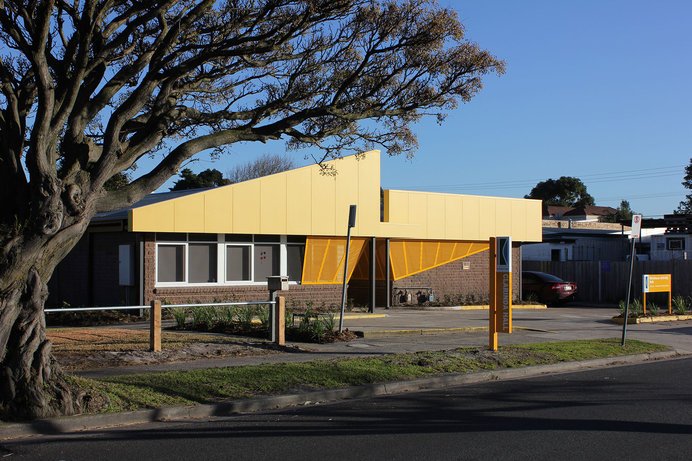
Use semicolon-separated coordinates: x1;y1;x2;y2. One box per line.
75;338;669;414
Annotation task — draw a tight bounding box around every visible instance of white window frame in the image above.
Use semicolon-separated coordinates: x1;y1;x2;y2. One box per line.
155;233;307;287
224;243;255;284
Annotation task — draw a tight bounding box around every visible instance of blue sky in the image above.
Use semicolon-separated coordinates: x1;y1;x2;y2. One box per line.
159;0;691;217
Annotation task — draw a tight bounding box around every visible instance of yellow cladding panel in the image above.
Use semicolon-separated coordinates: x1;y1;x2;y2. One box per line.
356;155;381;235
130;200;176;231
333;157;360;232
426;194;446;240
232;180;261;233
444;196;462;239
203;187;232;233
260;173;287;233
311;169;337;234
174;195;205;232
286;167;312;235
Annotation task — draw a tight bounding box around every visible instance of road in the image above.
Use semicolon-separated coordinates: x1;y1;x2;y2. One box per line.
4;357;692;460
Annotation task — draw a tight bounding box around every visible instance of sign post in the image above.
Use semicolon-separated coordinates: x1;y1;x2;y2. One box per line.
489;236;512;351
621;214;642;346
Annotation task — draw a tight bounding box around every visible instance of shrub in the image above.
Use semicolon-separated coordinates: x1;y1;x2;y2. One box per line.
647;302;660;317
169;307;188;328
673;296;688;315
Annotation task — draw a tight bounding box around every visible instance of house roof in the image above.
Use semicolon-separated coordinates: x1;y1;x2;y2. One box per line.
124;151;542;242
563;206;617;217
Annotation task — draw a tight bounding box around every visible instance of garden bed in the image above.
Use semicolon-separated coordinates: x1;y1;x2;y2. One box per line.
611;314;692;325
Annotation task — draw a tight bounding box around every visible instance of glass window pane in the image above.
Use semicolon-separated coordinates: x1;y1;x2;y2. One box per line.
286;245;305;283
287;236;306;244
254;244;279;282
226;246;250;281
157;245;185;282
189;243;217;283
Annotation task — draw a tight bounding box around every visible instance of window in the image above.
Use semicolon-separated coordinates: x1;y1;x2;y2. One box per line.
667;238;685;250
286;244;305;282
157;244;185;282
254;244;279;281
226;245;251;281
155;233;306;285
188;243;217;283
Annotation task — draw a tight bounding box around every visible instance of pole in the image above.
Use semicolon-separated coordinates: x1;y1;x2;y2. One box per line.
339;205;357;333
621;238;636;346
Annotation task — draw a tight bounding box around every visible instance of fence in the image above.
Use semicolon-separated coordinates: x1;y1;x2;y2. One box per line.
523;260;692;304
45;298;285;351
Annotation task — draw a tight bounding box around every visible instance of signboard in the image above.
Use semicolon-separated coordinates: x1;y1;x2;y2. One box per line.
489;237;513;351
496;236;512;273
643;274;671;293
642;273;672;315
630;214;642;239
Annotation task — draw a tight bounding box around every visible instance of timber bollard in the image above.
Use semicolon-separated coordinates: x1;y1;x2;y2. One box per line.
274;296;285;346
150;299;161;352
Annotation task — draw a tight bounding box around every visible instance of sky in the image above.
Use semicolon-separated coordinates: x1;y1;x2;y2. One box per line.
157;0;692;218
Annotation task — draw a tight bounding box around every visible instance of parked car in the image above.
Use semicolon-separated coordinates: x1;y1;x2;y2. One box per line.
522;271;577;305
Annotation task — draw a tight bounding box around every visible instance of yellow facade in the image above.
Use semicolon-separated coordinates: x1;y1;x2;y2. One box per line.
130;150;542;242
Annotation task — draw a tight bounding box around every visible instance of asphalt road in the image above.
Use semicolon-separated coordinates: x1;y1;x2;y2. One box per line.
4;357;692;461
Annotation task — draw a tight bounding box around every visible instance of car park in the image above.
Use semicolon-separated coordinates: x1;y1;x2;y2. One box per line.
522;270;577;305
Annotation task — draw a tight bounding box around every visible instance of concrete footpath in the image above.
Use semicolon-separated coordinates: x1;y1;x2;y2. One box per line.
2;306;691;439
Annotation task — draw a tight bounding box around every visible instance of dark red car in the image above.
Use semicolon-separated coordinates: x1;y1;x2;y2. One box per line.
522;271;577;305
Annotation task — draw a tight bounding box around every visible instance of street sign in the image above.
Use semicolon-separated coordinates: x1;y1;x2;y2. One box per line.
489;237;513;351
630;214;642;239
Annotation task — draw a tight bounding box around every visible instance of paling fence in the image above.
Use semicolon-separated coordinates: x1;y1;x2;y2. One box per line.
523;260;692;304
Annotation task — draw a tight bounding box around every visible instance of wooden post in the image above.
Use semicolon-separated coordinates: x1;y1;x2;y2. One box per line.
274;296;285;346
149;299;161;352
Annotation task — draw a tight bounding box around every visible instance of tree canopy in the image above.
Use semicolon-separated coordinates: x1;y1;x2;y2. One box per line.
227;153;295;183
0;0;504;419
525;177;595;208
676;158;692;214
170;168;230;190
600;199;636;223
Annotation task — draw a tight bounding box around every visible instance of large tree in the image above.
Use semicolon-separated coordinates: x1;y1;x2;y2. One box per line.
0;0;503;419
676;158;692;214
525;176;595;208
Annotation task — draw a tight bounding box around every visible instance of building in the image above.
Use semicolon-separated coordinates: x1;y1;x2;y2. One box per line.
48;151;542;309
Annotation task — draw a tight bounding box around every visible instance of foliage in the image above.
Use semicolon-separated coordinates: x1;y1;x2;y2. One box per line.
619;298;644;318
227;154;295;184
170;168;231;191
103;172;131;191
525;176;595;207
169;307;188;329
647;303;660;317
672;296;689;315
601;200;636;223
676;158;692;214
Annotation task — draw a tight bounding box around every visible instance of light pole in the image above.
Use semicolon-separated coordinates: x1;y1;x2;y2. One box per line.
339;205;357;333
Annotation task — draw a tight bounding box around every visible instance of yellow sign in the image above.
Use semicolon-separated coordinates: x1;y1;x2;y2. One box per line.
643;274;671;293
489;237;513;352
642;274;672;315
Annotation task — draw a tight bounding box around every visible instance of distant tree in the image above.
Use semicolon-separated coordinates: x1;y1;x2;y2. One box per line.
227;154;295;184
676;158;692;214
170;169;230;191
525;177;595;207
103;172;130;192
601;200;636;223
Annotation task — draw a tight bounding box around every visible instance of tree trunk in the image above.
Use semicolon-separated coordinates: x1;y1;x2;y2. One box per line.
0;226;98;420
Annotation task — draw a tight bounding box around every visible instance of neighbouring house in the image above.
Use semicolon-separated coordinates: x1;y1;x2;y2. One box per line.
647;214;691;261
542;204;617;222
48;151;542;309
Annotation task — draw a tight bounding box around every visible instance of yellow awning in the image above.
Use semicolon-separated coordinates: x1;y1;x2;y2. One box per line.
301;236;368;285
